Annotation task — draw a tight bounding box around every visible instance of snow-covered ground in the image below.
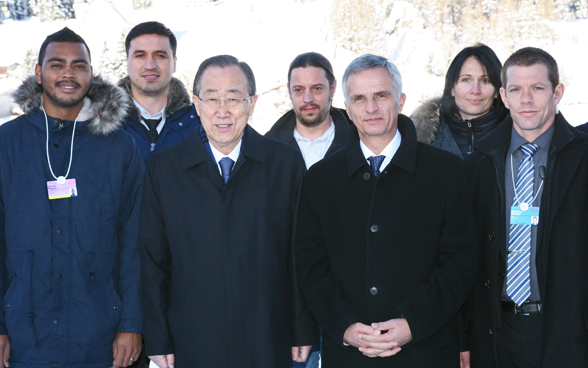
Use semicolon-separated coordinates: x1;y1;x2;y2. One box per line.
1;0;587;129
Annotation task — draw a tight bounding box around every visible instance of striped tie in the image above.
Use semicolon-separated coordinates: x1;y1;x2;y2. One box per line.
507;143;538;306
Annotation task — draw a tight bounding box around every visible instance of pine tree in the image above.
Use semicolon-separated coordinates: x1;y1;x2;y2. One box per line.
98;33;128;83
8;0;32;20
133;0;153;10
32;0;75;22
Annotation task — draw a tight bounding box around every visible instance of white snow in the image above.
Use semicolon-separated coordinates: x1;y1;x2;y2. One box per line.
0;0;587;129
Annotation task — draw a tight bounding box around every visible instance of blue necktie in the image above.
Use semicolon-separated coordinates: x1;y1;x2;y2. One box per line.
219;157;234;184
507;143;538;306
368;155;386;177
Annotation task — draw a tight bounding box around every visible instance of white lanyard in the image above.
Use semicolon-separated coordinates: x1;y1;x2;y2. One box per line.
43;109;77;184
510;153;544;211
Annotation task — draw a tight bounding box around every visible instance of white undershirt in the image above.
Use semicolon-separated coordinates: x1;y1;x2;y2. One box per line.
359;130;402;173
293;120;335;169
134;100;167;134
210;140;242;176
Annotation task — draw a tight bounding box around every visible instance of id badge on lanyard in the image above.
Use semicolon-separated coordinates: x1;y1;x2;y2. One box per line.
43;109;79;200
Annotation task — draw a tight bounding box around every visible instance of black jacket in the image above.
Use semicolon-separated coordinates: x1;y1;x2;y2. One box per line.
140;126;317;367
296;115;478;367
265;106;350;156
463;113;588;367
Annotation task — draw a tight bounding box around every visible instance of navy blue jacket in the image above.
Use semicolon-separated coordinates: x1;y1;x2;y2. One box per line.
118;77;201;164
0;76;144;367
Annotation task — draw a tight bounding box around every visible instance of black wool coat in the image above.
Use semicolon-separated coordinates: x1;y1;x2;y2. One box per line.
463;114;588;367
295;115;478;367
140;126;318;367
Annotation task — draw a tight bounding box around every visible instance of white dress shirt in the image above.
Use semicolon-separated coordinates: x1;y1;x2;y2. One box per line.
134;100;167;134
359;130;402;173
293;120;335;169
210;140;242;176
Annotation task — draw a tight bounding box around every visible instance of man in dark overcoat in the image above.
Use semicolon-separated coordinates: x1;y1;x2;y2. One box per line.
461;47;588;368
295;54;478;367
140;55;317;368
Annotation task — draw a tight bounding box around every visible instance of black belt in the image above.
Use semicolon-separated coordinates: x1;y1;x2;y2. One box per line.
501;301;542;315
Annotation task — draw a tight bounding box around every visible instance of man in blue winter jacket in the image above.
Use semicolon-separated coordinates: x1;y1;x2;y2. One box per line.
0;28;143;368
119;21;200;164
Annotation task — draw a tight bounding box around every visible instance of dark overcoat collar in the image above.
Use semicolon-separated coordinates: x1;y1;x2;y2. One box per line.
345;114;417;178
268;107;351;155
475;113;576;157
180;125;265;171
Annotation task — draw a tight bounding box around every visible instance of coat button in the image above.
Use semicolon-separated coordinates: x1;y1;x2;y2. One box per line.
370;287;378;295
363;172;371;180
56;274;62;279
114;306;119;310
4;305;8;309
54;319;59;324
179;122;183;126
488;232;496;241
485;279;491;288
56;229;62;234
370;225;378;233
488;328;493;335
191;115;195;119
498;273;504;279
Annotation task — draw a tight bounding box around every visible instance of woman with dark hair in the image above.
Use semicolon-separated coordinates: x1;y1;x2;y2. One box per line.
411;44;508;158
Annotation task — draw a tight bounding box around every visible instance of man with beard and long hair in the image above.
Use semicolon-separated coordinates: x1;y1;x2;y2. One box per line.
266;52;350;169
0;27;143;368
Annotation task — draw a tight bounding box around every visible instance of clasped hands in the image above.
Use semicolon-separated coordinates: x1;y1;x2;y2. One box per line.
343;318;412;358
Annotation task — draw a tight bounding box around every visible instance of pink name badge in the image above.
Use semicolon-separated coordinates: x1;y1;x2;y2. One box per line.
47;178;78;200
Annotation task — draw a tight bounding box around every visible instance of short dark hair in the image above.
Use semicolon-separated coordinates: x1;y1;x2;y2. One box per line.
193;55;256;97
38;27;91;66
501;47;559;91
287;52;335;88
441;44;505;119
125;21;177;57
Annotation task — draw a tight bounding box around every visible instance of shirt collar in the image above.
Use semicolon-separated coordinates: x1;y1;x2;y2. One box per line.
508;123;555;155
210;140;242;164
133;100;166;120
359;130;402;161
293;120;335;143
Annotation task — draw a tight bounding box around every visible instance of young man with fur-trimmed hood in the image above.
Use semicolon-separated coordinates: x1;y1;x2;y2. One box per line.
119;21;200;164
0;28;143;368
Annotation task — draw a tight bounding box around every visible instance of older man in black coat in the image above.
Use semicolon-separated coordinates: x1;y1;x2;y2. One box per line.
295;54;478;367
461;47;588;368
140;55;317;368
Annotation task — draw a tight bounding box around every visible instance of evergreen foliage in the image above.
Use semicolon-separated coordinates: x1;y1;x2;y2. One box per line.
98;33;128;83
133;0;153;10
8;0;33;20
31;0;75;22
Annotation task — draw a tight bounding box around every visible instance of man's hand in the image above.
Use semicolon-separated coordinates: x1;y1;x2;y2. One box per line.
292;345;312;362
460;351;471;368
353;318;412;358
149;354;175;368
344;322;400;357
112;332;141;368
0;335;10;367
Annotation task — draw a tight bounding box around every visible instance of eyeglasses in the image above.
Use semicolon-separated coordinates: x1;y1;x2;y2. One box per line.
197;96;253;109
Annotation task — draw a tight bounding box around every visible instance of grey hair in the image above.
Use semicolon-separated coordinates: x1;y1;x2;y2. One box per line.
342;54;402;103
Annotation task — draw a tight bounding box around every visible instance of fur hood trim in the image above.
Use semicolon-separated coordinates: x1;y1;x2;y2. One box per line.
117;76;192;121
11;74;130;136
410;97;442;144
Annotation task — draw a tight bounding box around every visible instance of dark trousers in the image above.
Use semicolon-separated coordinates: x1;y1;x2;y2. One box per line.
496;311;542;368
